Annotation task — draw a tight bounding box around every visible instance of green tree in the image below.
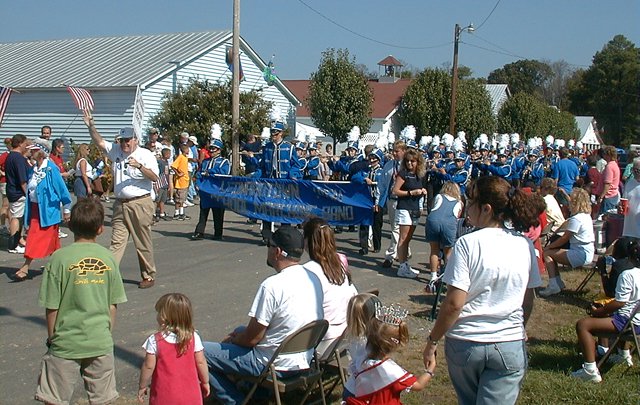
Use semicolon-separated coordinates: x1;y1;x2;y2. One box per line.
497;92;579;139
488;59;553;98
397;68;494;143
149;79;272;146
307;49;373;144
567;35;640;146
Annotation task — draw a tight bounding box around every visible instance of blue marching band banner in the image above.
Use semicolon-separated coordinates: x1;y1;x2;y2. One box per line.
197;176;374;226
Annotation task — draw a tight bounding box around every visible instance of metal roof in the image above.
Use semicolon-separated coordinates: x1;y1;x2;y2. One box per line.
0;31;231;89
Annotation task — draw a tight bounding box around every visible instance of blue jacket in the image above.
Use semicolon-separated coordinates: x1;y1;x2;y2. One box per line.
305;156;321;179
25;160;72;228
198;156;231;177
351;164;383;204
259;140;302;179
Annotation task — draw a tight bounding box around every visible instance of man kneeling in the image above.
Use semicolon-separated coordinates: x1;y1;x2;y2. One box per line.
204;228;324;404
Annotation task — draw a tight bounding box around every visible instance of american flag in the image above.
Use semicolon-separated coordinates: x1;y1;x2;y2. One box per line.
66;86;95;111
0;86;14;128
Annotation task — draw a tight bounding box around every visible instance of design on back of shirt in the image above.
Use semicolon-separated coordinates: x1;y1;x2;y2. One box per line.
68;257;112;276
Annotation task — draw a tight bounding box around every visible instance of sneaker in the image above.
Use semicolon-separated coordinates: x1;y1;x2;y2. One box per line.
191;232;205;240
358;248;368;255
182;214;191;220
174;215;183;221
397;263;418;279
381;259;393;268
58;230;68;238
538;284;561;297
409;266;420;275
138;279;155;289
161;214;172;221
184;201;195;207
608;353;633;367
596;345;609;357
571;366;602;383
166;199;175;205
8;245;25;254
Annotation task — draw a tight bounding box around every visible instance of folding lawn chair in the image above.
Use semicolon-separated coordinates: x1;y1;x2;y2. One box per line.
235;319;329;405
597;301;640;372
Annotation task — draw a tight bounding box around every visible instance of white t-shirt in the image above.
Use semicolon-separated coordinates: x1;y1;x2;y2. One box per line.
75;158;95;179
543;194;565;232
623;177;640;238
142;330;204;354
443;227;542;342
303;260;358;341
565;212;595;245
104;142;160;199
614;267;640;326
249;264;324;371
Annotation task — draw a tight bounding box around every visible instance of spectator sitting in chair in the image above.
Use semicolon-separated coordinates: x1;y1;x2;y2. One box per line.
571;238;640;382
203;227;323;405
540;188;595;297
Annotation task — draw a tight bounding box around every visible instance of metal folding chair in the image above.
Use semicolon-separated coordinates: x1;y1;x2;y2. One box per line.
236;319;329;405
597;301;640;372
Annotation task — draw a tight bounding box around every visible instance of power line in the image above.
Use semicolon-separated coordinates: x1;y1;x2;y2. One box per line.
475;0;502;31
296;0;453;50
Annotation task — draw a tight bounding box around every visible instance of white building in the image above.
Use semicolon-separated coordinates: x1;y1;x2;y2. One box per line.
0;31;299;147
575;116;603;151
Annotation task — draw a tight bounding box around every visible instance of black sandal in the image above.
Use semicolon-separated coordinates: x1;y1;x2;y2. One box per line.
12;272;32;282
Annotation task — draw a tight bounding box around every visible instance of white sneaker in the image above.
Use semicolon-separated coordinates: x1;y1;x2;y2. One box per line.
397;263;418;279
571;366;602;383
184;201;195;207
608;353;633;367
58;230;68;238
409;266;420;275
8;245;25;254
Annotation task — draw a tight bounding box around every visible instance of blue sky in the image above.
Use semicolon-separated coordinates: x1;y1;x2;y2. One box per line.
2;0;639;80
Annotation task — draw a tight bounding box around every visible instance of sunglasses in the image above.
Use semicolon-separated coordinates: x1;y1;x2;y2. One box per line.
119;138;134;143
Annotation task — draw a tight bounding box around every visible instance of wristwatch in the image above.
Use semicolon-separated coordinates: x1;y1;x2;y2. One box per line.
427;334;439;345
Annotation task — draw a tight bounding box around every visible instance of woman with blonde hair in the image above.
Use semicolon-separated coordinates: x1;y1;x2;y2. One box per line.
73;143;94;198
302;217;357;355
425;181;463;281
392;148;427;278
540;187;595;297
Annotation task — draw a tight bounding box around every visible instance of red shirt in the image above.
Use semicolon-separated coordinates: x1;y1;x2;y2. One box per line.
0;151;8;183
49;154;66;173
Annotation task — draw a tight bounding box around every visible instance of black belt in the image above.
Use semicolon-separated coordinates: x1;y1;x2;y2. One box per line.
116;194;150;203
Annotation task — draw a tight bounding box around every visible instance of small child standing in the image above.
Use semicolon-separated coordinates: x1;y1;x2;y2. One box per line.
347;304;435;405
343;293;382;399
171;143;191;220
137;293;210;404
35;198;127;405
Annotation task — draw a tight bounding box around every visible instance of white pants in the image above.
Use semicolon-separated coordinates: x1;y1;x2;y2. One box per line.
384;199;404;260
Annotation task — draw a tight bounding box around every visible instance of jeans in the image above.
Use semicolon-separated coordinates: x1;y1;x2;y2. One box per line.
445;338;527;405
203;342;264;405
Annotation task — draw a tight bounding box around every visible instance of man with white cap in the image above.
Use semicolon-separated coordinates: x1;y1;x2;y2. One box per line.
82;111;160;289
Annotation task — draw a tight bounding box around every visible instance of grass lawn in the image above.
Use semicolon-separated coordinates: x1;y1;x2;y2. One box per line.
385;266;640;405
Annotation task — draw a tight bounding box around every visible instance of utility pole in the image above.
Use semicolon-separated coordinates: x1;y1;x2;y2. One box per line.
449;23;474;135
231;0;240;175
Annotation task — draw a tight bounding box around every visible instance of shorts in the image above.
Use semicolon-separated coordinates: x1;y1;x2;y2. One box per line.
612;313;640;334
9;196;26;218
396;209;420;226
426;217;457;247
155;188;168;203
567;245;594;268
174;188;188;204
35;352;118;405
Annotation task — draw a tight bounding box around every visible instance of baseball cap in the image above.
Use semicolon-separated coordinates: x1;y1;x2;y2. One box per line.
267;227;304;258
188;135;198;144
119;127;135;139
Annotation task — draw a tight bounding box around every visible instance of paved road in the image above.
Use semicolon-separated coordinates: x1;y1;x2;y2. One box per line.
0;202;433;404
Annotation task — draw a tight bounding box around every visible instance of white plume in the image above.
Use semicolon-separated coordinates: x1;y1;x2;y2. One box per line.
420;136;431;147
554;139;565;148
210;123;222;140
545;135;554;146
347;126;361;142
307;132;317;143
568;139;575;147
510;133;520;145
400;125;416;141
296;128;307;143
456;131;466;143
387;131;395;143
453;138;464;152
431;135;441;146
478;133;488;145
473;137;481;149
576;141;583;150
269;106;283;122
376;132;388;151
442;133;454;147
527;138;537;149
260;127;271;141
